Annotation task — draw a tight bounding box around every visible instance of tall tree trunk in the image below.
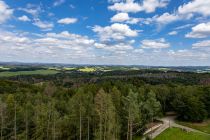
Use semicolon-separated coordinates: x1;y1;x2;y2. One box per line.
0;105;3;140
127;108;130;140
53;110;56;140
104;115;106;140
87;116;90;140
130;120;132;140
79;108;82;140
14;102;17;140
25;109;28;140
47;104;51;140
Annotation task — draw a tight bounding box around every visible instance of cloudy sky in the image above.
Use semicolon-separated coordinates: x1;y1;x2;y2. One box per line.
0;0;210;66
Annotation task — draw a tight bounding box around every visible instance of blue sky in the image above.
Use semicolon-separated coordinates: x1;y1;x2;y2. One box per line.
0;0;210;66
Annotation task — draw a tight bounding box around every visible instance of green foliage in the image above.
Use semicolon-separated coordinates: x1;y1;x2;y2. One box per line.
0;69;210;139
154;127;210;140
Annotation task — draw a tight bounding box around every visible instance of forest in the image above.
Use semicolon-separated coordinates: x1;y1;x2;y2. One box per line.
0;68;210;140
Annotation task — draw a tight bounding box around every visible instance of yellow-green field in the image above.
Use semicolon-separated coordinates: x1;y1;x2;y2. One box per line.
0;70;58;77
154;127;210;140
63;67;76;71
78;67;96;72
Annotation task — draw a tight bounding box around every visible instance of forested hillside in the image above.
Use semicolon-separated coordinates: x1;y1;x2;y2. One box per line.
0;70;210;139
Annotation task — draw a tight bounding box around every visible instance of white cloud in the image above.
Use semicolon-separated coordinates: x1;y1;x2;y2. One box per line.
111;13;130;22
154;12;179;24
145;0;210;26
57;18;78;24
53;0;65;7
168;49;208;60
192;40;210;48
94;42;133;52
110;12;140;24
178;0;210;17
0;30;97;63
18;4;42;17
185;22;210;38
168;31;177;35
174;24;194;30
33;19;54;31
92;23;138;41
108;0;169;13
0;0;13;24
142;0;169;13
141;38;170;49
18;15;31;22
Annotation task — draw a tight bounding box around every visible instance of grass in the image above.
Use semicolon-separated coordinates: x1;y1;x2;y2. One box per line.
0;70;58;77
154;127;210;140
63;67;76;71
0;66;10;70
176;120;210;134
78;67;96;72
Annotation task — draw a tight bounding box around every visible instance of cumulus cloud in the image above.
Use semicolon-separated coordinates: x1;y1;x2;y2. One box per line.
110;12;140;24
155;13;179;24
141;38;170;49
18;15;31;22
92;23;138;41
0;30;97;62
168;49;208;60
94;42;133;52
144;0;210;26
192;40;210;48
111;13;130;22
57;18;78;24
0;0;13;24
108;0;169;13
33;19;54;31
178;0;210;17
185;22;210;38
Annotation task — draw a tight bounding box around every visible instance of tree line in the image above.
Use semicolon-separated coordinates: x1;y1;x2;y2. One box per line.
0;76;209;139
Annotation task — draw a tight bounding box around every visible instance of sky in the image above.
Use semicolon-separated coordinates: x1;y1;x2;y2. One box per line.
0;0;210;66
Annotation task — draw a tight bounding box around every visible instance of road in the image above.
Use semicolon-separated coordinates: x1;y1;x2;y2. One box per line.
144;116;210;139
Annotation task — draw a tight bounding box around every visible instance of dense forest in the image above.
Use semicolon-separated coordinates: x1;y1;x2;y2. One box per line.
0;69;210;140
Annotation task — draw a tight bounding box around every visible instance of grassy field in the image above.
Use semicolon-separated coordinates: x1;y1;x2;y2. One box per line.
78;67;96;72
176;120;210;134
154;127;210;140
0;66;10;70
63;67;76;71
0;70;58;77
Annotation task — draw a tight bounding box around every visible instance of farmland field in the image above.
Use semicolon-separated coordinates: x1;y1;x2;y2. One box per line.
154;127;210;140
0;70;58;77
78;67;96;72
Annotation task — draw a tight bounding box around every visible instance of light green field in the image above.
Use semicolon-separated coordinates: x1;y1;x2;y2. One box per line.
78;67;96;72
157;68;171;71
154;127;210;140
0;66;10;70
63;67;76;71
0;70;58;77
176;120;210;134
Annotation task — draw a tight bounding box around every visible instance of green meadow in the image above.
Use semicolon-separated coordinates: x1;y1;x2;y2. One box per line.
154;127;210;140
0;70;58;77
